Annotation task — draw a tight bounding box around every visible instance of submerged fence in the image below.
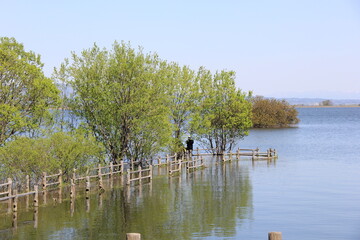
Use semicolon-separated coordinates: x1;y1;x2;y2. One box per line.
0;147;276;205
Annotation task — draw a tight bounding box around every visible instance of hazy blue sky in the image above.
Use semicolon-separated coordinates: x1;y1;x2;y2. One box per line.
1;0;360;99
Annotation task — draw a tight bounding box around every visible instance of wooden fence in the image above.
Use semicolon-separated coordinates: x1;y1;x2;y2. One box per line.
192;148;217;156
186;157;204;171
42;170;62;190
0;178;12;201
127;166;153;185
222;148;278;161
169;159;182;175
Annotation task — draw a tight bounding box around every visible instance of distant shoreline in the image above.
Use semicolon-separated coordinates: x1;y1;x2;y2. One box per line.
294;105;360;108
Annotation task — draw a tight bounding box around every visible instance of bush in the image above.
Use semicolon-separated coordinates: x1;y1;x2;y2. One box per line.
0;131;104;183
251;96;299;128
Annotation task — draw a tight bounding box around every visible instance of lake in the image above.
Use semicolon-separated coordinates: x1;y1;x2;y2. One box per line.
0;107;359;239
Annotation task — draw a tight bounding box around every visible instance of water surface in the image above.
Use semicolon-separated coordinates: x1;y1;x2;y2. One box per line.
1;107;359;239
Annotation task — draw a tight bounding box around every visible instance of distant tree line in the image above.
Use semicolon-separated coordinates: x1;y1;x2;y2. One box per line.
0;37;298;181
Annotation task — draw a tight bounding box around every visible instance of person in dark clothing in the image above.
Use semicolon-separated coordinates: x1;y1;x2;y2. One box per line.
186;136;194;155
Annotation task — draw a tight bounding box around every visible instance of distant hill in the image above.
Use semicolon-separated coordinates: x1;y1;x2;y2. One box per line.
273;98;360;106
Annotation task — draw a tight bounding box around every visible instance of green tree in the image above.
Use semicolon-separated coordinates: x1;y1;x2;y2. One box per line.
56;42;172;162
166;63;199;154
0;37;59;145
191;69;252;154
251;96;299;128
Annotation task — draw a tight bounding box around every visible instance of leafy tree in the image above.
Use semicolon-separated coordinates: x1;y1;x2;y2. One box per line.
0;37;59;145
166;63;199;154
251;96;299;128
56;42;172;162
191;69;252;154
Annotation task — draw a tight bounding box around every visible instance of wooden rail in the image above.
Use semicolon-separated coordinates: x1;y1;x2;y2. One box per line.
152;154;177;166
192;148;217;156
0;184;39;207
169;159;182;175
73;161;125;183
0;178;12;200
126;166;153;185
222;148;278;161
42;170;62;190
186;157;204;171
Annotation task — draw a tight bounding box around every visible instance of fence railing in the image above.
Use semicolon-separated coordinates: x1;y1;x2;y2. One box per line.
186;157;204;171
42;170;62;190
126;166;153;185
169;159;182;175
192;148;217;156
0;178;12;201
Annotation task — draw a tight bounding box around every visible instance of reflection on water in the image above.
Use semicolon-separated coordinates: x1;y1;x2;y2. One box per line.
0;156;263;240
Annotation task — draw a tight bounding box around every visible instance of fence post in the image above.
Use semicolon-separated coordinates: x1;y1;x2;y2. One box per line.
166;154;169;165
131;159;134;170
42;172;47;190
98;164;103;190
127;169;131;185
149;165;153;180
58;169;63;186
73;168;76;182
139;165;142;183
26;175;30;192
110;162;113;177
86;176;91;195
126;233;141;240
268;232;282;240
252;150;255;160
13;190;18;212
34;185;39;207
8;178;12;198
70;179;76;199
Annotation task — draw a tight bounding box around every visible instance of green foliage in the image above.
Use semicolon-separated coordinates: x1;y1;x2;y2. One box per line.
0;131;104;182
55;41;172;162
251;96;299;128
191;69;252;154
0;37;60;145
166;63;199;154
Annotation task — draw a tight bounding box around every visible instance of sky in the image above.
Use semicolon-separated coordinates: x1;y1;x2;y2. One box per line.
1;0;360;99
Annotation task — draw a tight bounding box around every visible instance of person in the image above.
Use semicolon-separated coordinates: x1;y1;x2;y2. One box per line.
185;136;194;155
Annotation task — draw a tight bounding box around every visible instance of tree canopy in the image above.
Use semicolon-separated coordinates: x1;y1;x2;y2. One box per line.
191;69;252;154
55;42;172;162
0;37;59;145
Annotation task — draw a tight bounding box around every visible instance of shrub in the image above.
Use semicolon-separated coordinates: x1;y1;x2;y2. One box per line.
251;96;299;128
0;131;104;183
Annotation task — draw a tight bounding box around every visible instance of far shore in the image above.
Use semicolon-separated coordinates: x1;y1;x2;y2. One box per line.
294;105;360;108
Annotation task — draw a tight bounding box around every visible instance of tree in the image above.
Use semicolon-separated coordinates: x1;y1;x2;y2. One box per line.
56;41;172;162
251;96;299;128
166;62;199;154
191;69;252;154
320;99;333;106
0;37;60;145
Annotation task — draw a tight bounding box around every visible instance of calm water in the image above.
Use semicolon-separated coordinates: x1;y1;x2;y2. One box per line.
0;107;359;240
